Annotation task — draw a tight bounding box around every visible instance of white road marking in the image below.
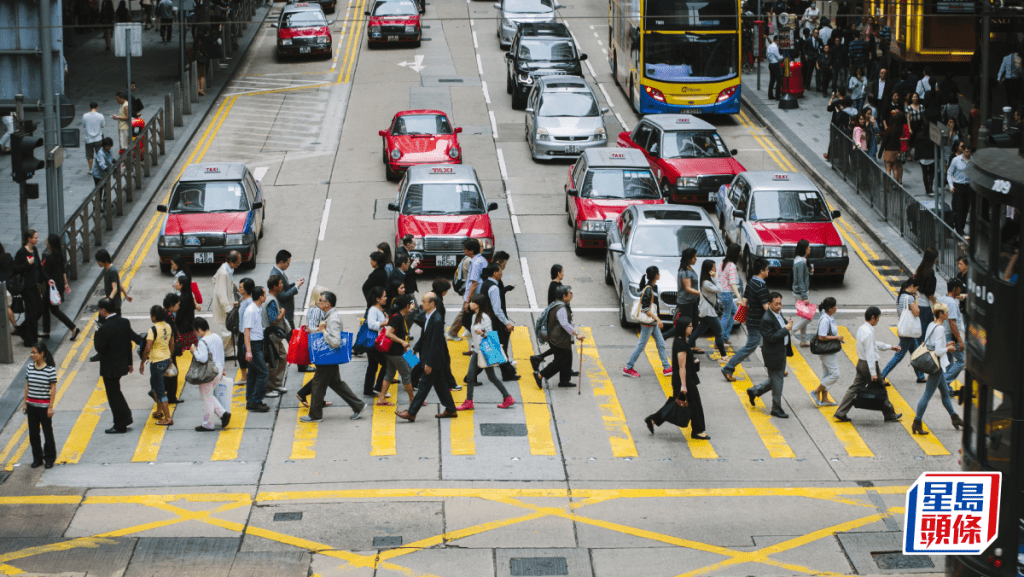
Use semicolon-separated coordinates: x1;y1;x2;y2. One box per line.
304;259;321;310
472;30;478;49
318;199;332;241
398;55;426;72
489;110;498;139
253;166;269;182
597;40;602;46
481;80;491;104
593;32;599;37
477;54;484;75
520;257;539;310
589;25;594;29
496;148;508;180
601;48;607;55
598;83;614;107
569;30;579;45
511;214;521;233
615;112;630;131
470;19;474;25
584;59;596;78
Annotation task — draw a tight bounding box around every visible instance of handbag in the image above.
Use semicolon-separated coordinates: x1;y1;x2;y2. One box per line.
374;314;398;353
810;322;842;355
910;325;942;375
733;304;748;324
309;331;353;365
48;280;61;305
287;328;310;365
478;330;507;366
702;293;724;317
6;273;24;295
185;339;220;384
852;381;889;410
897;305;922;338
795;300;815;320
655;397;692;428
191;281;203;305
630;286;659;325
354;320;376;352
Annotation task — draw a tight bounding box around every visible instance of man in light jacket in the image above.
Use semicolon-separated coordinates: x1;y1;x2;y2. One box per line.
263;274;291;396
301;291;366;423
212;250;241;354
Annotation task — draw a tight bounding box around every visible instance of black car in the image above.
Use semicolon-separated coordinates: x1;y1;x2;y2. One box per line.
505;22;586;110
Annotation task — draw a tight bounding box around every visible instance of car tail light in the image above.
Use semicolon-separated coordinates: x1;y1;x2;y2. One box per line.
717;85;738;102
644;85;666;103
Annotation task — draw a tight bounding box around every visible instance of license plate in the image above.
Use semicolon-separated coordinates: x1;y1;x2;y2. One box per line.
388;35;399;41
564;145;580;154
437;254;457;267
708;191;717;202
299;47;311;53
678;108;701;114
194;252;215;264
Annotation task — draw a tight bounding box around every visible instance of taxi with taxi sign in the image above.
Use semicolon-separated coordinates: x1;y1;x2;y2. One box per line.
366;0;422;47
617;114;744;205
156;163;266;273
286;0;336;14
274;3;333;57
379;110;462;181
565;148;664;255
716;171;849;282
387;164;499;268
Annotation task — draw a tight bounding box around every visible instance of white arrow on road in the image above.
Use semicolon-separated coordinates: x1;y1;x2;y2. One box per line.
398;55;425;73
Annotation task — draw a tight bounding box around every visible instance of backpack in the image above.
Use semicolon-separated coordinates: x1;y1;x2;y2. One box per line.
534;301;560;345
136;326;156;360
453;256;471;296
225;303;240;333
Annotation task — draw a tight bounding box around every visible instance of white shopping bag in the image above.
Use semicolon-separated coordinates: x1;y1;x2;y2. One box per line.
48;280;61;305
214;374;233;412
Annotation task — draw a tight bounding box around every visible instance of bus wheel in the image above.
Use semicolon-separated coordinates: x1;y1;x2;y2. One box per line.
628;79;638;113
612;53;620;87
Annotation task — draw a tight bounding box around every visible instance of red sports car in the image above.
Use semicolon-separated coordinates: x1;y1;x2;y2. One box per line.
379;110;463;181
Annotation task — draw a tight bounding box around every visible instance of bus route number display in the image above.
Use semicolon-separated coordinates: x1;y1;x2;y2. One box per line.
904;472;1001;555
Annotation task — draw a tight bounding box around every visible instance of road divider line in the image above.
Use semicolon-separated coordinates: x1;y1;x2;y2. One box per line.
597;83;614;108
614;112;630;132
212;369;250;461
519;257;538;311
788;347;873;457
318;199;332;241
496;148;508;181
472;30;478;49
447;337;475;455
644;338;718;459
889;327;961;391
584;59;596;79
489;110;498;139
837;326;949;455
579;328;638;458
477;54;484;75
290;371;319;459
833;221;896;297
131;353;191;462
481;81;491;104
511;329;556;455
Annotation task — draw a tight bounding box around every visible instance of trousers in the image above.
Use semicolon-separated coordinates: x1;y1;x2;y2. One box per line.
750;367;786;410
268;337;288;391
465;362;510;400
103;372;133;429
26;405;56;464
244;342;268;405
723;326;762;375
198;377;227;429
768;62;782;98
818;353;841;391
626;324;669;370
539;346;573;385
408;367;457;416
307;364;364;420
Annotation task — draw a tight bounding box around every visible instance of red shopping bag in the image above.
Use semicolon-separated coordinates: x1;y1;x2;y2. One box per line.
795;300;816;320
287;327;310;365
191;281;203;304
733;304;748;324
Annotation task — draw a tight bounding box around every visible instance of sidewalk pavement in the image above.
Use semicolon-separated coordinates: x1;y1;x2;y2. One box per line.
740;61;937;280
0;6;273;435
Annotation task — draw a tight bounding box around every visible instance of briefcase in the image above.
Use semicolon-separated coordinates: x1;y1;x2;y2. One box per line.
852;382;889;411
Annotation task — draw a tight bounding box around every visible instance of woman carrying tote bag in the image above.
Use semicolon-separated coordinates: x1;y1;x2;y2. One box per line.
911;302;961;435
458;294;515;411
190;318;230;431
622;266;671;379
881;278;927;383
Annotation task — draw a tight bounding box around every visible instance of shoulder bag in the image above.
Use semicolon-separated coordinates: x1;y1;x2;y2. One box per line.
910;325;942;375
374;314;396;353
810;320;842;355
896;300;922;338
702;291;724;318
630;286;659;325
185;339;220;384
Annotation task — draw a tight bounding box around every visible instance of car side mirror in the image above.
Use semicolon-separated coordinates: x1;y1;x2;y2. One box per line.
364;10;370;15
648;145;659;158
505;52;512;60
567;187;577;196
388;202;400;211
327;20;335;25
729;148;738;155
157;204;168;212
525;107;534;113
455;127;463;133
831;209;842;219
252;202;263;210
493;2;501;8
271;22;279;27
554;2;564;7
579;53;588;61
608;242;624;253
487;202;499;212
732;209;745;219
378;130;387;137
601;107;610;114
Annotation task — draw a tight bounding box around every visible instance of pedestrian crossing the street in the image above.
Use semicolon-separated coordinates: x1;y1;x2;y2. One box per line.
0;321;958;472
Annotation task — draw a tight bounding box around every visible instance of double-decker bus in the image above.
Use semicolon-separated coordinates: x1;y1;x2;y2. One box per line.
607;0;741;114
952;147;1023;577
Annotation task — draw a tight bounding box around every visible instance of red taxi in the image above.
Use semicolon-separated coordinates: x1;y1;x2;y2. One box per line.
366;0;422;47
565;148;664;255
275;3;333;57
617;114;744;205
157;163;265;273
379;110;463;181
387;165;498;268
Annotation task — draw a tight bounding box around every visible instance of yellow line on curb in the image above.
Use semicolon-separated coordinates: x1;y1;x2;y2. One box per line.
579;328;637;458
290;371;318;459
643;336;718;458
510;328;556;456
446;333;475;455
132;353;191;462
788;347;873;457
212;369;249;461
56;380;108;465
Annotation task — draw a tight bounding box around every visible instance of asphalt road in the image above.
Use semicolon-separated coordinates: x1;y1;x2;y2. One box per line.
0;1;956;575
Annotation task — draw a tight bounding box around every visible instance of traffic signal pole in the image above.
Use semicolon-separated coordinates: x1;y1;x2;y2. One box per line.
39;0;65;233
14;95;28;238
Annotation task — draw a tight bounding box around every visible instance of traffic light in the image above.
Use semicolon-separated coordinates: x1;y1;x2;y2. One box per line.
10;120;44;184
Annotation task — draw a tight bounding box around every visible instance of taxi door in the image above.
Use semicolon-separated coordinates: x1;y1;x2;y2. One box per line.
720;177;751;247
608;208;635;299
566;156;587;225
244;170;264;237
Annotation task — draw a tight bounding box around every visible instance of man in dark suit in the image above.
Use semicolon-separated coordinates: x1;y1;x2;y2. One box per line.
746;292;794;418
869;68;892;111
397;292;458;422
93;298;136;433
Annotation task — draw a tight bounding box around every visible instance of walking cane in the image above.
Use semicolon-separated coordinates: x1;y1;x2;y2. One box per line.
576;333;584;395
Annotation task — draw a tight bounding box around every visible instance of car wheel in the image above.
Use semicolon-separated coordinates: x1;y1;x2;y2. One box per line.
619;293;635;329
661;181;674;204
834;273;846;285
573;228;584;256
612;52;619;87
604;255;613;285
243;243;258;269
511;89;526;110
507;73;513;95
160;261;171;274
413;40;421;48
743;247;753;277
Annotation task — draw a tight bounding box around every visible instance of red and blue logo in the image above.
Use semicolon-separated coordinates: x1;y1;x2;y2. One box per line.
903;472;1001;555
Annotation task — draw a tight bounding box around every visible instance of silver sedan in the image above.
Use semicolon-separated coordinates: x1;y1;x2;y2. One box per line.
524;80;608;161
495;0;559;48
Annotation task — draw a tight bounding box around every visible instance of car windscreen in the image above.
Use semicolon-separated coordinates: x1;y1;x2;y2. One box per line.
662;131;730;158
282;11;327;27
402;183;485;215
392;114;452;135
518;39;575;61
629;225;723;257
169;181;250;213
538;93;599;117
504;0;552;13
371;0;418;15
750;190;831;222
581;169;659;199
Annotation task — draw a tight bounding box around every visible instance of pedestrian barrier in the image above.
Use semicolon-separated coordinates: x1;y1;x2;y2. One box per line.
828;125;966;280
59;107;168;282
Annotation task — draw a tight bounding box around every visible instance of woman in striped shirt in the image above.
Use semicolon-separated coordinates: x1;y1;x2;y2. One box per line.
22;342;57;468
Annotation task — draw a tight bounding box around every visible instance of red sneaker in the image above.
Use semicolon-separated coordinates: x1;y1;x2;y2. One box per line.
662;368;673;377
457;399;474;411
498;396;515;409
622;367;641;378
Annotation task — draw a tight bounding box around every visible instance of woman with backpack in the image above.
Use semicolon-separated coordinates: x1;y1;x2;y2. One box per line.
880;278;927;383
622;266;671;379
687;260;727;358
141;305;175;426
458;294;515;411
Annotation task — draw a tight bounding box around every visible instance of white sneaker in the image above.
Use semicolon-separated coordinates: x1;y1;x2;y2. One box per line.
445;332;462;342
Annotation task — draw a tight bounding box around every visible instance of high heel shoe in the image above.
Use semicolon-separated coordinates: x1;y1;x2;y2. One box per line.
951;414;963;431
912;419;928;435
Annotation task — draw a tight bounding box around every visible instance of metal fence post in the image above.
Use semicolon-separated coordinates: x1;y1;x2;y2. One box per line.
174;83;185;126
190;66;199;103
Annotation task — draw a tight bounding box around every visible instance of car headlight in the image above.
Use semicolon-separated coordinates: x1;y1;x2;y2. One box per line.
405;25;417;33
370;25;381;34
535;127;549;141
594;126;606;137
317;36;328;44
756;246;782;258
677;177;699;188
580;219;608;232
502;18;514;28
448;147;460;159
391;148;402;160
476;238;494;252
628;283;642;297
159;235;181;247
226;233;255;246
518;73;533;84
280;38;292;45
825;246;848;258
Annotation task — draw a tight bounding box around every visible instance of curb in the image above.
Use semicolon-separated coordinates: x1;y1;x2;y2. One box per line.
740;94;920;277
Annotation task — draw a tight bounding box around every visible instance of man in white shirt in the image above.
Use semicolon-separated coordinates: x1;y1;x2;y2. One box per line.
243;287;270;412
818;18;833;46
915;66;933;100
83;102;106;171
766;36;783;100
997;50;1021;108
833;306;902;423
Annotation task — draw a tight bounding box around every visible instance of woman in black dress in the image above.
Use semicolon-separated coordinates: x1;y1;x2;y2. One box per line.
644;318;709;440
12;229;44;347
41;234;80;340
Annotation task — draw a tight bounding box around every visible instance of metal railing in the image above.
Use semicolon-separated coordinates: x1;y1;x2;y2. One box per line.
828;125;967;280
60;108;168;281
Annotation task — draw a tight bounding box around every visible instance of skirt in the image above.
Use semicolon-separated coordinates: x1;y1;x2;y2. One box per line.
882;150;898;163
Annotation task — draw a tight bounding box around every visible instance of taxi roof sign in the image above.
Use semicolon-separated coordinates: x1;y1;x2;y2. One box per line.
610;152;625;158
294;2;309;5
773;174;790;180
431;167;455;173
675;118;690;123
205;167;221;173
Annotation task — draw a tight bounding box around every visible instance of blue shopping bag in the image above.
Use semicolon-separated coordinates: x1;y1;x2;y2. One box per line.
478;330;507;367
403;350;420;369
308;331;353;365
354;321;376;352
